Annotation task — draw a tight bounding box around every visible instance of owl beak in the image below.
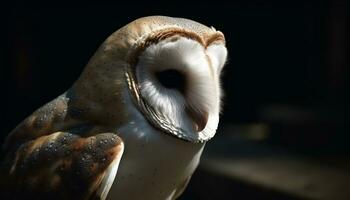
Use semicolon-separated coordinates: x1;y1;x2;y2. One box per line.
187;108;208;132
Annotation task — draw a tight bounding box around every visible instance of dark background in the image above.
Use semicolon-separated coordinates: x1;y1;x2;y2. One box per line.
1;1;349;199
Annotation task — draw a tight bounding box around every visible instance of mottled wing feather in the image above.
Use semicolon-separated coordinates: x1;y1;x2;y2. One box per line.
1;131;124;200
2;96;70;152
95;143;124;200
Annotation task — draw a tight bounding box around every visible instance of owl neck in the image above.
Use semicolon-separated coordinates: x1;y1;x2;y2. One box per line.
67;59;129;127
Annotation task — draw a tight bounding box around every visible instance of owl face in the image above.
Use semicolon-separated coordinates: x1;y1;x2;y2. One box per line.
74;16;227;143
132;35;227;143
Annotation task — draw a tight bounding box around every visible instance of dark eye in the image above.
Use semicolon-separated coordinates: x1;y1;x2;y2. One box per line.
155;69;186;93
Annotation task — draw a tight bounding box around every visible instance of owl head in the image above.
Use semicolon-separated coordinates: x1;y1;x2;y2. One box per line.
73;16;227;143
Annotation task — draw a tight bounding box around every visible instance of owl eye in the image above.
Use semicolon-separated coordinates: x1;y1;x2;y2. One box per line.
155;69;186;93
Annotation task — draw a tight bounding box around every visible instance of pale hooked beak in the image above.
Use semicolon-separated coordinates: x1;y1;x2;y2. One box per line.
186;107;209;132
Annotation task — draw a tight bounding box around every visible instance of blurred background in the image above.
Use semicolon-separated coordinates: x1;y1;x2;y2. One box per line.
0;1;349;199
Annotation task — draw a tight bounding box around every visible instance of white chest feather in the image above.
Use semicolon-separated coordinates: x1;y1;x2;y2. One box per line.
107;96;205;200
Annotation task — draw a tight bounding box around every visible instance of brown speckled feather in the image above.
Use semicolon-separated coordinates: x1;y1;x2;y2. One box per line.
1;131;123;200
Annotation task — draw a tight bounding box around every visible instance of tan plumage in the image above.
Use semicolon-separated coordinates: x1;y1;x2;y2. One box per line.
1;16;227;200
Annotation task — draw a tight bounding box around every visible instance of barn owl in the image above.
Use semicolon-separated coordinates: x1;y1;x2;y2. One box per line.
0;16;227;200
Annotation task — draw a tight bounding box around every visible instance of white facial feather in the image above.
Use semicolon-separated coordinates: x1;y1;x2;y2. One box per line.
136;37;227;141
206;44;228;73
